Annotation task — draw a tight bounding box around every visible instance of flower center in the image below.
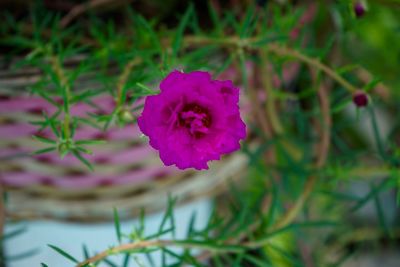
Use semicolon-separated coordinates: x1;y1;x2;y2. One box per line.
179;103;212;138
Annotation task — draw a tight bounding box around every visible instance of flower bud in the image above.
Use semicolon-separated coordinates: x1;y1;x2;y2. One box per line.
354;1;366;18
352;90;369;107
58;142;69;158
118;108;134;123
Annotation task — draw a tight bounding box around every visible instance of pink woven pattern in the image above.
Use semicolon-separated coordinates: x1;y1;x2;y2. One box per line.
0;58;303;190
0;94;178;189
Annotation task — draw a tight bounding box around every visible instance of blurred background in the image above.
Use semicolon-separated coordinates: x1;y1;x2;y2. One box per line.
1;0;400;266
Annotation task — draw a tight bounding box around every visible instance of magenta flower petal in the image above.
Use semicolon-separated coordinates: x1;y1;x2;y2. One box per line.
138;70;246;170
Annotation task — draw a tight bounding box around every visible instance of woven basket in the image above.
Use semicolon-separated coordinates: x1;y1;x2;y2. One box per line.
0;67;247;222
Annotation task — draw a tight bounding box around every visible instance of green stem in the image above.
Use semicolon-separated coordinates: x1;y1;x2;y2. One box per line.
260;49;284;135
115;57;141;108
184;36;358;94
50;55;71;139
266;44;357;93
76;239;243;267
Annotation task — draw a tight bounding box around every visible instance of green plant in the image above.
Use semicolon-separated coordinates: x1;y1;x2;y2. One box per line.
1;0;400;266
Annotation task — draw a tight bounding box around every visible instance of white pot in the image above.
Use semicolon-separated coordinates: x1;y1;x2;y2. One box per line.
4;198;212;267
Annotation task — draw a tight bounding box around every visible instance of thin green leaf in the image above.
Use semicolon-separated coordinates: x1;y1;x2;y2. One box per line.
336;64;359;75
233;253;245;267
161;249;166;267
36;90;59;107
251;35;288;47
1;36;36;48
373;184;391;237
77;117;103;130
59;145;70;159
266;243;303;267
172;4;193;57
43;112;61;138
136;82;155;95
214;54;234;77
75;139;107;145
48;244;78;263
82;244;90;259
145;227;175;240
174;240;246;253
239;5;256;38
135;14;161;52
103;258;118;267
71;149;93;171
113;207;122;244
1;227;27;240
164;248;202;267
212;254;225;267
364;77;382;92
32;135;56;144
238;51;248;89
330;250;356;267
189;8;201;34
187;211;197;237
123;253;131;267
3;248;40;261
70;117;78;138
368;106;387;161
317;190;360;202
331;99;352;114
31;147;56;155
244;255;273;267
351;179;389;212
208;2;223;36
75;146;93;155
255;220;339;246
103;114;115;131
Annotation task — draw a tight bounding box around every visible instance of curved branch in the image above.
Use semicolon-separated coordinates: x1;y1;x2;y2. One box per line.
266;44;357;94
60;0;134;28
76;239;243;267
184;36;358;94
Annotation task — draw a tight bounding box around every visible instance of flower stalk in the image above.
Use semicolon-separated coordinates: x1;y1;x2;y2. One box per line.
259;49;284;136
115;57;141;108
183;36;359;94
265;44;357;94
49;55;72;141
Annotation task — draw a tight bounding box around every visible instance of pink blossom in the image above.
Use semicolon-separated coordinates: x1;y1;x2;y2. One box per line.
137;70;246;170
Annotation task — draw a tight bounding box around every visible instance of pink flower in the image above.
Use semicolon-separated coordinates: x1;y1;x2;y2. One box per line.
137;70;246;170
